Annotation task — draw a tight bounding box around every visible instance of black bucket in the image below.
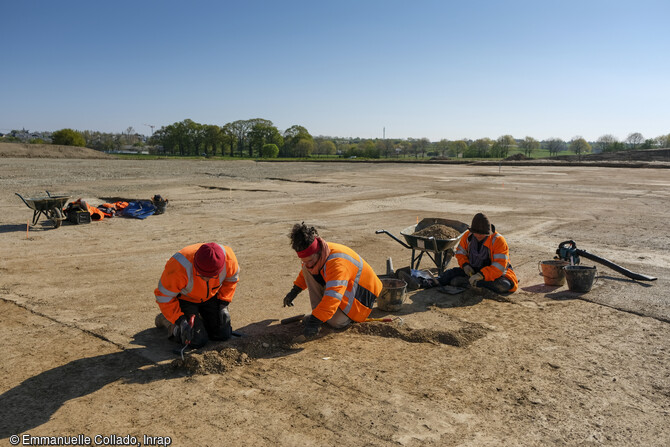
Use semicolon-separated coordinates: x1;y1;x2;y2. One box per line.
563;265;597;293
151;195;168;214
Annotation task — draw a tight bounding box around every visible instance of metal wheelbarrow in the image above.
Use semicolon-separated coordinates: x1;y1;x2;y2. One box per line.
16;191;71;228
376;217;468;274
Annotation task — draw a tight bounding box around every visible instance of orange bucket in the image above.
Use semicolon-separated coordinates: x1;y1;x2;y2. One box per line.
538;260;569;286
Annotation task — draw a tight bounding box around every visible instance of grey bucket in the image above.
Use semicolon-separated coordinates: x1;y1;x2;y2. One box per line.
539;260;569;286
377;278;407;312
564;265;597;293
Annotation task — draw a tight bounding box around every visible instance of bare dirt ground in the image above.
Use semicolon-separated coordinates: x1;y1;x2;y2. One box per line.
1;151;668;446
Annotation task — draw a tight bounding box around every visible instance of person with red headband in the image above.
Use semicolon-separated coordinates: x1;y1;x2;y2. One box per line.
154;242;240;348
283;223;383;338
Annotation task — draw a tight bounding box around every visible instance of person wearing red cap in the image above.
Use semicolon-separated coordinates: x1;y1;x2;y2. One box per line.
154;242;239;348
282;223;383;338
433;213;518;294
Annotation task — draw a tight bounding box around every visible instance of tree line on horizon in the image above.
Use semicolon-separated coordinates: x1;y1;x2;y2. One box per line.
2;121;669;159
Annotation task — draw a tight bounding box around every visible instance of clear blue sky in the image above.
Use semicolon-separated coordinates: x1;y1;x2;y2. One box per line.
1;0;668;142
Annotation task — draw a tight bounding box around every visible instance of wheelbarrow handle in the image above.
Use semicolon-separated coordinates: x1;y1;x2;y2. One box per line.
15;193;31;208
375;230;411;249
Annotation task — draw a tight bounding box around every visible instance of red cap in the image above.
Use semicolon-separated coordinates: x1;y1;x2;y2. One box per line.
194;243;225;277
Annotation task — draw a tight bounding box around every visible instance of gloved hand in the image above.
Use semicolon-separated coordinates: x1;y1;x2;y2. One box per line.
468;272;484;287
219;300;230;326
303;314;322;337
283;285;302;307
177;315;194;345
219;301;232;338
463;264;475;277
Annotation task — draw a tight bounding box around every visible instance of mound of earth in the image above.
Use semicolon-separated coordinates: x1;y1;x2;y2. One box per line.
413;224;461;239
557;148;670;162
505;153;528;161
348;321;489;347
0;142;112;159
174;323;303;374
176;348;252;375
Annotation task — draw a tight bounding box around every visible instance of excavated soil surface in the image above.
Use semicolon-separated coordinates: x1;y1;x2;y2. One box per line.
1;154;669;446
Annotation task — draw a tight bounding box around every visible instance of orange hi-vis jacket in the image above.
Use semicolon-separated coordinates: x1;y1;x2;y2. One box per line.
294;242;382;323
154;243;239;323
71;199;106;221
455;230;518;292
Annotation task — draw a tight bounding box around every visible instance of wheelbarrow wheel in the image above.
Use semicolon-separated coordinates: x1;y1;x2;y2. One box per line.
47;208;63;228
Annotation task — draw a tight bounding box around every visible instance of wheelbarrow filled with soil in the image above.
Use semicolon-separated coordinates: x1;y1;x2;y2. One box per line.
376;217;468;274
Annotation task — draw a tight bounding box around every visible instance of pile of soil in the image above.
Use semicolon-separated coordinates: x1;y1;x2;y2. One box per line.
413;224;461;239
176;348;251;374
0;142;112;159
174;325;302;374
348;321;488;347
555;148;670;162
506;153;528;161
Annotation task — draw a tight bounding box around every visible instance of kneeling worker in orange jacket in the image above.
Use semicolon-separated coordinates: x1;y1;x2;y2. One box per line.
282;223;383;338
434;213;518;294
154;242;239;348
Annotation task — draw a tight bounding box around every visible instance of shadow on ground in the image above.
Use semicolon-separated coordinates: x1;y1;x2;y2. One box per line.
523;274;656;302
0;224;30;234
0;320;304;436
378;285;512;315
0;330;160;437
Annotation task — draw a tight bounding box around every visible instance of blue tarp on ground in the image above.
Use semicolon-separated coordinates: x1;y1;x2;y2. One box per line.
117;201;156;219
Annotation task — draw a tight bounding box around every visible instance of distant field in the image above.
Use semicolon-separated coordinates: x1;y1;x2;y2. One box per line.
2;141;668;162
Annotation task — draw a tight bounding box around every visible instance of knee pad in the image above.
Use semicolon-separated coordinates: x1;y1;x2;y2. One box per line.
493;278;513;293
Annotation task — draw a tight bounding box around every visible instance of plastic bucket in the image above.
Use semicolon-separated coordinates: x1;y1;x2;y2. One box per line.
538;260;569;286
377;278;407;312
564;265;597;293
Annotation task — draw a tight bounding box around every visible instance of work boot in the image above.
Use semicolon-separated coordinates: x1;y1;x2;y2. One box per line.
397;269;420;290
155;313;176;337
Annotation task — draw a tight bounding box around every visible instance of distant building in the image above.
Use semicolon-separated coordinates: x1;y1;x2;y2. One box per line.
3;129;53;143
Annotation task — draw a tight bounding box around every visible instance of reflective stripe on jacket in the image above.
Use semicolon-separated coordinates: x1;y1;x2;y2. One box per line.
154;243;239;323
455;230;518;292
294;242;382;323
